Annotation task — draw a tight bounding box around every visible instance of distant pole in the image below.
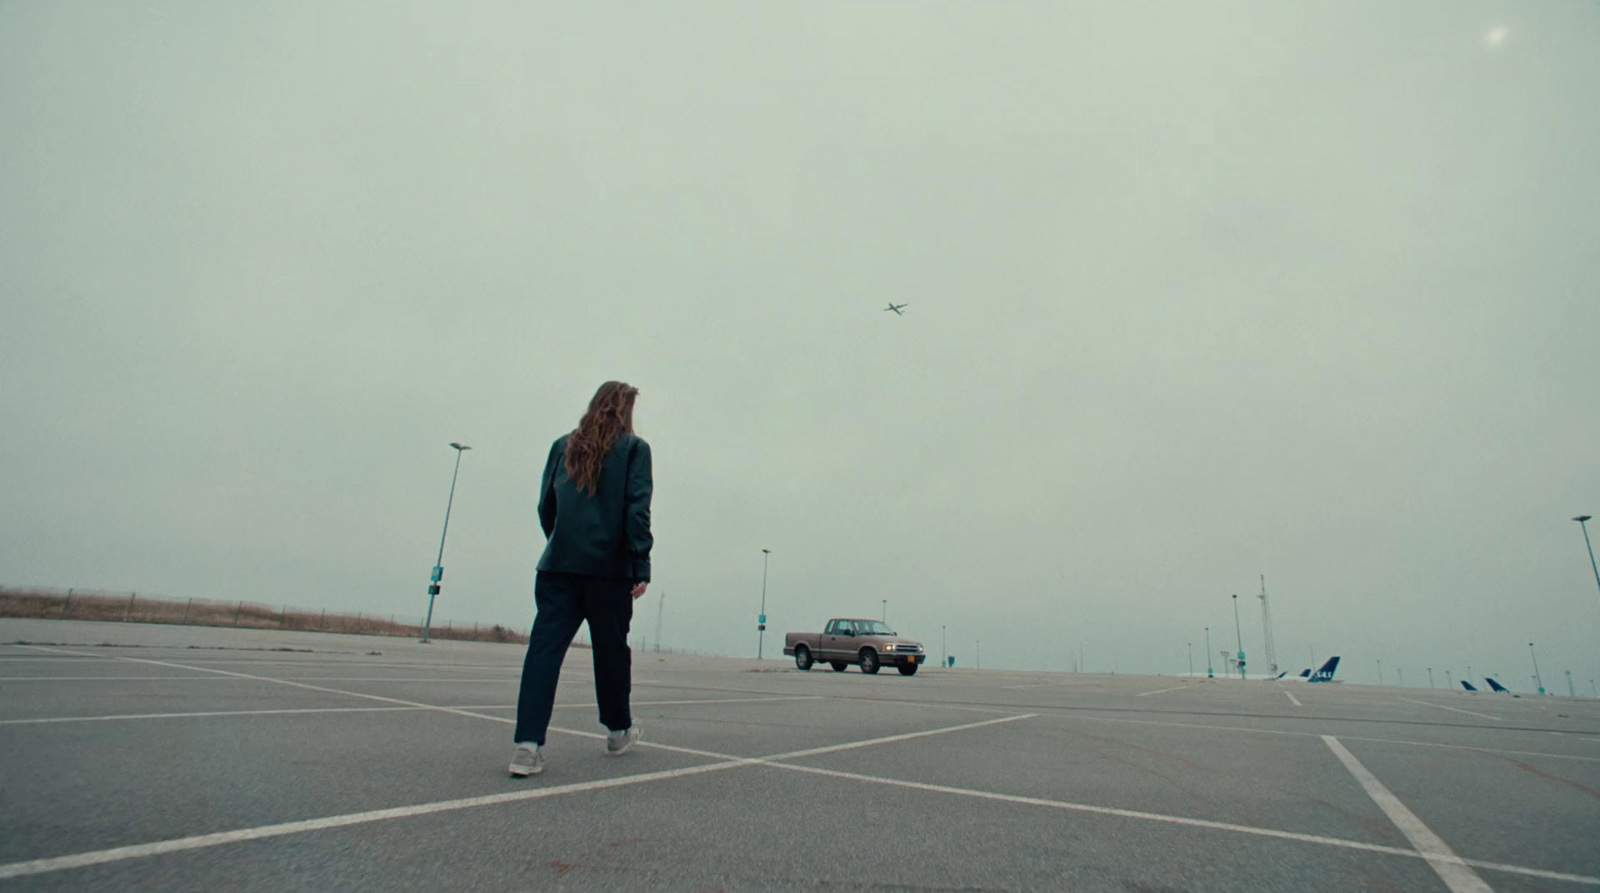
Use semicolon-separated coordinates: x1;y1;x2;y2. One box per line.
976;639;981;669
757;549;770;659
1257;575;1277;676
655;589;665;652
422;442;471;644
1187;642;1194;677
1397;667;1404;688
1574;516;1600;608
1445;669;1453;689
1205;627;1214;678
1427;667;1434;689
1529;642;1545;695
941;625;947;670
1231;594;1245;680
1566;669;1575;698
881;599;887;622
1377;659;1383;686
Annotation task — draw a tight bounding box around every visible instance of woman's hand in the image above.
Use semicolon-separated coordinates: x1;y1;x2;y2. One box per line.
631;581;648;599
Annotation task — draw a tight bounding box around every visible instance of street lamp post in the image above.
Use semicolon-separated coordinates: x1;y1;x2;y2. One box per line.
422;442;470;644
1205;627;1214;678
1529;642;1545;695
1377;659;1383;686
1187;642;1194;677
1231;594;1246;680
757;549;770;660
942;625;947;669
1427;667;1434;689
882;599;887;623
1574;516;1600;606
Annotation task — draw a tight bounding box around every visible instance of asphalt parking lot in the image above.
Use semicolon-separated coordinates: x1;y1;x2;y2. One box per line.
2;619;1597;892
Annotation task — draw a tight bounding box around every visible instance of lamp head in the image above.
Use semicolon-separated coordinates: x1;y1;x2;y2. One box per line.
1575;515;1593;523
450;443;471;451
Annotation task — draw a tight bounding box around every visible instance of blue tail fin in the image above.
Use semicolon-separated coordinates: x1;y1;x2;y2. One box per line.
1307;656;1340;682
1485;677;1508;692
1460;680;1478;691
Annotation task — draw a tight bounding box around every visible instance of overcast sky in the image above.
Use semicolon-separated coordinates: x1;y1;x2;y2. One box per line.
3;2;1597;687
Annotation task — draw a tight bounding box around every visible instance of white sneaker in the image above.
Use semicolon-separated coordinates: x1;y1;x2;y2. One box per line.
605;725;641;756
509;743;545;777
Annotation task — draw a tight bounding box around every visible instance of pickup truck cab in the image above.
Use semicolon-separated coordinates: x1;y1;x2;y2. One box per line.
784;619;926;676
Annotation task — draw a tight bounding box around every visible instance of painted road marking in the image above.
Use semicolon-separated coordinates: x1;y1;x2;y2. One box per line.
765;760;1599;888
0;706;1032;880
9;646;1596;887
1134;685;1188;697
1036;711;1600;763
0;675;241;681
1324;736;1493;893
1398;697;1502;722
1283;690;1302;706
0;696;823;727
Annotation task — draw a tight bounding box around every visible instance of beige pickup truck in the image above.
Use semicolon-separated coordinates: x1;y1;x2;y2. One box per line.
783;618;926;676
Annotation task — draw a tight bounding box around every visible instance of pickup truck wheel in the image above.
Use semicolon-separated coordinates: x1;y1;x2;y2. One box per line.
830;661;848;672
859;649;880;675
794;646;813;671
898;664;919;676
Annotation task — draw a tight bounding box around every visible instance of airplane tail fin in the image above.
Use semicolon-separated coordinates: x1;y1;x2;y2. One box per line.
1307;656;1340;682
1485;677;1508;693
1298;668;1311;678
1460;680;1478;692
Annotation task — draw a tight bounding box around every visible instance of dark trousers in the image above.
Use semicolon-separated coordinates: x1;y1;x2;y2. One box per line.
513;571;634;745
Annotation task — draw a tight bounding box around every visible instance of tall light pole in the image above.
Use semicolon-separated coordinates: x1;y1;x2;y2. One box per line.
1529;642;1545;695
757;549;770;659
1205;627;1214;678
1427;667;1434;689
941;625;947;669
882;599;887;623
1376;659;1383;686
422;442;470;644
976;639;981;669
654;589;665;652
1187;642;1194;677
1574;516;1600;606
1231;594;1246;680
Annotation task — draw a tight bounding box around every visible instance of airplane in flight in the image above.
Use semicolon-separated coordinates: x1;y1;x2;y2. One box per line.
1296;656;1341;683
883;303;908;316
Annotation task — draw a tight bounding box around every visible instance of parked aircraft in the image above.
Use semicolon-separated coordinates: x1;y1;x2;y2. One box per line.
1485;677;1510;693
1297;656;1341;683
1461;680;1479;692
884;303;908;315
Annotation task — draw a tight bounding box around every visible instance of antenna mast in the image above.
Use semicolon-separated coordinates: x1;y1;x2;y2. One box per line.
1258;574;1278;676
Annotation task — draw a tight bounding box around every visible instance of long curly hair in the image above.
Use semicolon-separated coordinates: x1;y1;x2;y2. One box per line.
565;381;638;495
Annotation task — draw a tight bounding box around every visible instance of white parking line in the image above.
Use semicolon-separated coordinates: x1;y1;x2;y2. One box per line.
763;760;1599;888
1134;685;1188;697
9;646;1596;888
0;706;426;725
1041;711;1600;763
0;697;823;727
1283;690;1302;706
1398;697;1502;722
0;705;1031;880
0;676;240;681
1323;736;1493;893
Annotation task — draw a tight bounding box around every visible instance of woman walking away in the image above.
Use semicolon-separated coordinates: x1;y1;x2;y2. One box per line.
511;381;652;777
